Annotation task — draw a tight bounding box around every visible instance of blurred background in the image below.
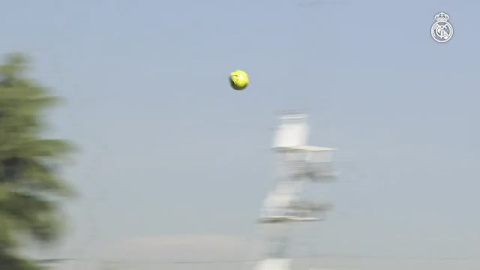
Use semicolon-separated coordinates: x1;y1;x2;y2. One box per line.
0;0;479;269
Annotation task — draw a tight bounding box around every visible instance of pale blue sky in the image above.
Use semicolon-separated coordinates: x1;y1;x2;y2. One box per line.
2;0;480;268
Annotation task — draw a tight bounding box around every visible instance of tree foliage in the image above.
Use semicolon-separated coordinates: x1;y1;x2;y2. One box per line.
0;53;76;269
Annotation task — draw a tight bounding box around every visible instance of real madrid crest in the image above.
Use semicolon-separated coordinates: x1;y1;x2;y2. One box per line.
431;12;453;43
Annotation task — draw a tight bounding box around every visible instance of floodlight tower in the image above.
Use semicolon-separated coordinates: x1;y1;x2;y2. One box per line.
254;113;337;270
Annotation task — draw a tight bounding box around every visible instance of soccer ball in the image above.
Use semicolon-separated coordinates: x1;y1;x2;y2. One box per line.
229;70;249;90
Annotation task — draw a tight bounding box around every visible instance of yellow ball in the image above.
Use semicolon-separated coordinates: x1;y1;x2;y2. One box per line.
229;70;249;90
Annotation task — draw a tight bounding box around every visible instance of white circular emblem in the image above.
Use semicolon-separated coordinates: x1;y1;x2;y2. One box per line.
431;12;453;43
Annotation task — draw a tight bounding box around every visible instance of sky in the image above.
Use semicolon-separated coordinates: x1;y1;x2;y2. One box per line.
1;0;480;269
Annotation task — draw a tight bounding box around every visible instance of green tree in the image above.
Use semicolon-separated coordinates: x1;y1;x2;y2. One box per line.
0;53;76;269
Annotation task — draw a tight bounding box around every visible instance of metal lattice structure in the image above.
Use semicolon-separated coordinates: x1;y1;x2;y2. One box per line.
254;113;337;270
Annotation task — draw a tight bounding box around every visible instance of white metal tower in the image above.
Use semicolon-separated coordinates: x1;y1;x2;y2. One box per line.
254;113;337;270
